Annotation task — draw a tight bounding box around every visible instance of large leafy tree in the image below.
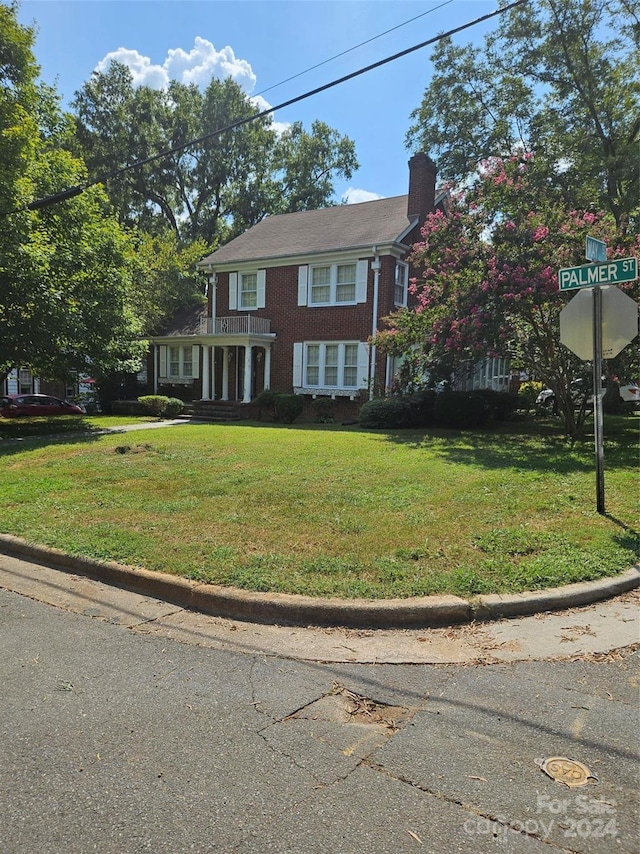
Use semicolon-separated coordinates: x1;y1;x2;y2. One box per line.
407;0;639;237
72;64;358;243
0;2;145;384
375;155;639;437
130;231;208;335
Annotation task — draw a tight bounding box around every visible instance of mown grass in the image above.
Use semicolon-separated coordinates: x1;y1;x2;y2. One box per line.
0;415;637;599
0;413;159;439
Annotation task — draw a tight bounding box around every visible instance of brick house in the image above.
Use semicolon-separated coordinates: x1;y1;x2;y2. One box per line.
149;153;446;420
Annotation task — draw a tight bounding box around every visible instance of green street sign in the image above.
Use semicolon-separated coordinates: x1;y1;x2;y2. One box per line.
558;257;637;291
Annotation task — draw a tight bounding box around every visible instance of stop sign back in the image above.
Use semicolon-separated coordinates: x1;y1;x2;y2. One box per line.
560;285;638;360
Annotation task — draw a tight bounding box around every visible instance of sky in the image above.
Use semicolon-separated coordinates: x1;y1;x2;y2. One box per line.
17;0;502;204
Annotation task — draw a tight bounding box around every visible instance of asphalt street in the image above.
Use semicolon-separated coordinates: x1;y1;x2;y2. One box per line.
1;572;638;853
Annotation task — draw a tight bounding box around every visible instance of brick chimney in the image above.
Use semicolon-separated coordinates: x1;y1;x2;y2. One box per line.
407;153;437;223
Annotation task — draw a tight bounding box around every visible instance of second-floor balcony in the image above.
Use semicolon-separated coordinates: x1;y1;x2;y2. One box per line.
202;316;273;336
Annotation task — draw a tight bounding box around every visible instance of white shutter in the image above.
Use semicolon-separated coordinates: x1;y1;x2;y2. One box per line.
191;345;200;379
357;342;369;389
257;269;266;309
159;345;168;378
293;343;303;387
356;260;368;303
229;272;238;310
297;266;308;306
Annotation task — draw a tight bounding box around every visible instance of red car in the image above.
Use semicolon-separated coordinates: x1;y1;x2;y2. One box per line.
0;394;85;417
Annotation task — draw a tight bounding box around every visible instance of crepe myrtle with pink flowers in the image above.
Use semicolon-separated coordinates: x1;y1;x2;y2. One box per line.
373;154;640;438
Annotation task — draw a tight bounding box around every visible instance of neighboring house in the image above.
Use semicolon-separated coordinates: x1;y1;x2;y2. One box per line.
3;368;40;396
2;368;95;403
149;153;447;419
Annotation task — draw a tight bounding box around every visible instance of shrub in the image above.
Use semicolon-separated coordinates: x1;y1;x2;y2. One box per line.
255;388;278;420
518;381;544;411
475;389;520;420
406;390;438;427
313;397;335;423
434;391;488;429
138;395;170;417
111;400;146;416
163;398;185;418
273;394;303;424
359;396;415;428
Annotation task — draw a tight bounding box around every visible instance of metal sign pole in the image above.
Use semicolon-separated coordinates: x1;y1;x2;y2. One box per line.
592;286;605;514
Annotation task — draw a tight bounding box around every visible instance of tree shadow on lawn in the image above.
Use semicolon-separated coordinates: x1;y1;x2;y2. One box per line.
377;416;639;475
0;419;105;458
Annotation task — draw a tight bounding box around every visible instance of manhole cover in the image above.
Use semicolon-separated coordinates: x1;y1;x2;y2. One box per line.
537;756;598;788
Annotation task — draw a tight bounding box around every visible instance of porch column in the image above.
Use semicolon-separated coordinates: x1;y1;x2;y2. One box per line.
264;345;271;390
201;344;210;399
221;347;230;400
242;345;252;403
153;345;159;393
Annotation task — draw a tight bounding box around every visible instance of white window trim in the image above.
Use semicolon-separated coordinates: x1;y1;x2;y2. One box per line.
299;260;368;307
394;261;409;307
293;341;369;394
230;269;266;311
159;345;200;381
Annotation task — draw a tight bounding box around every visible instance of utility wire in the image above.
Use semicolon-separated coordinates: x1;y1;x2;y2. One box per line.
254;0;456;98
8;0;529;217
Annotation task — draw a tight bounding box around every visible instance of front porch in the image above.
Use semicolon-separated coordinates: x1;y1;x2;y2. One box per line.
152;315;276;404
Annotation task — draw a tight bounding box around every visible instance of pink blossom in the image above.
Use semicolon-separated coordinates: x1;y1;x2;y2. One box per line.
532;225;549;242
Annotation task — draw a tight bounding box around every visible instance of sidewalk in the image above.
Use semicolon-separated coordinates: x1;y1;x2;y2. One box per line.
0;541;638;664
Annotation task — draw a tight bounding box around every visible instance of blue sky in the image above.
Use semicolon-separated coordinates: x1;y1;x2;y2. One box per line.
18;0;500;203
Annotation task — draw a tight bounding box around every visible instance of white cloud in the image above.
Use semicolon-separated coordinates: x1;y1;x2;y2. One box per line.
342;187;384;205
164;37;256;90
96;48;169;89
95;37;257;93
250;94;290;136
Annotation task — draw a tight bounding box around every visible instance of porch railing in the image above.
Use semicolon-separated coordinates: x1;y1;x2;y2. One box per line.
203;316;272;335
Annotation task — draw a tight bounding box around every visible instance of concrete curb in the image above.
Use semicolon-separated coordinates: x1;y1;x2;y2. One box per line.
0;533;638;629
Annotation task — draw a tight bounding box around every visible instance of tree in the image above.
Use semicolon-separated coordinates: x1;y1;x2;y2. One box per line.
0;3;145;385
374;154;639;438
131;231;208;335
406;0;639;237
72;64;358;244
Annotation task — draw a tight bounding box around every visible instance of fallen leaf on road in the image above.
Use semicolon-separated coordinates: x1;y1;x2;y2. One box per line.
407;830;423;844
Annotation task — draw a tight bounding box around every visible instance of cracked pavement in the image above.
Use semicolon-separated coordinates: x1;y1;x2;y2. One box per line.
0;563;638;852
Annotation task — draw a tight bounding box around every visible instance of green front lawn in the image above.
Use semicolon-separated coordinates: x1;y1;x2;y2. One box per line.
0;416;637;598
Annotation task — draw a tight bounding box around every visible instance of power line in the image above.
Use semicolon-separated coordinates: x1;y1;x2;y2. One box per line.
254;0;457;98
8;0;529;217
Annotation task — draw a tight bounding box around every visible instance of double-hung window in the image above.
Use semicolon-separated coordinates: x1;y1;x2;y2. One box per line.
165;345;196;379
228;270;266;310
239;272;258;309
304;342;359;388
310;263;356;305
394;261;408;306
169;346;181;378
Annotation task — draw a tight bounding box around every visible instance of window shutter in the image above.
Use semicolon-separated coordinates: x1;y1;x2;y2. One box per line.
257;269;266;309
191;345;200;378
293;343;303;387
159;345;167;378
297;266;308;306
357;342;369;389
356;260;368;303
229;272;238;310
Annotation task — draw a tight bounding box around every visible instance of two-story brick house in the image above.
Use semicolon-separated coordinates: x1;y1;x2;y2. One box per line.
149;153;445;420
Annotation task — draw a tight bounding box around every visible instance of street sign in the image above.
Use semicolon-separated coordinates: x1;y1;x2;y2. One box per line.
560;285;639;360
586;236;607;263
558;257;637;291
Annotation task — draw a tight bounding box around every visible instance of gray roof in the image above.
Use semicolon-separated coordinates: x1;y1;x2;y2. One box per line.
155;304;207;337
199;195;416;267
